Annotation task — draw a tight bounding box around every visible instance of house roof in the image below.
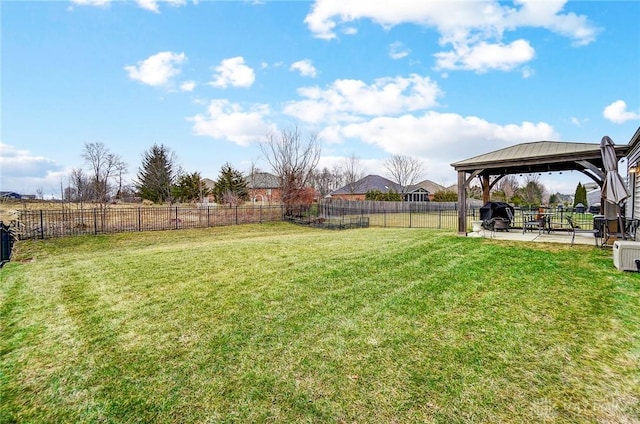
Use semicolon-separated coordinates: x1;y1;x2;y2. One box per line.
202;178;216;190
0;191;21;199
410;179;444;194
330;175;399;195
248;172;279;189
625;126;640;153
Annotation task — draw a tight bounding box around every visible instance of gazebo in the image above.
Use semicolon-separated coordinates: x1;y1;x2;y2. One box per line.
450;140;627;235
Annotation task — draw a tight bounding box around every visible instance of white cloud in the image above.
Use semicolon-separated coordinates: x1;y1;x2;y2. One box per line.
603;100;640;124
329;112;558;161
507;0;598;46
0;142;61;178
209;57;255;88
0;142;66;195
135;0;187;13
314;114;557;185
434;39;535;73
284;74;442;123
71;0;190;12
389;41;410;60
343;27;358;35
290;59;318;78
124;51;187;87
188;99;275;146
570;116;589;127
304;1;597;72
180;81;196;92
70;0;111;6
521;66;534;78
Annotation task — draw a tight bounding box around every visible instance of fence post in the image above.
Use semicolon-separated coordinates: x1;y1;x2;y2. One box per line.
175;207;179;229
409;203;412;228
235;206;238;225
39;210;44;239
207;207;210;227
93;209;98;235
260;205;263;224
138;207;142;231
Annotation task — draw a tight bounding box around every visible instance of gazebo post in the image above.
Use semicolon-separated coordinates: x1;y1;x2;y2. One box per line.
457;171;467;235
482;175;490;203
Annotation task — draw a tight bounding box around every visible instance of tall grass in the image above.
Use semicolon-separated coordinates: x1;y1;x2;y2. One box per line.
1;223;639;423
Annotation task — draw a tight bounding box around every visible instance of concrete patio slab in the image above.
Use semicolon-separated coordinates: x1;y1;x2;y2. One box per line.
467;228;600;246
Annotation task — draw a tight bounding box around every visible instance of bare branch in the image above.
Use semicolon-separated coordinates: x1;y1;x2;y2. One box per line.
260;125;321;207
384;154;425;197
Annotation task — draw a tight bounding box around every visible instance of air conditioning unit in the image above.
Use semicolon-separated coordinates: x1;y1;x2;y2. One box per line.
613;241;640;272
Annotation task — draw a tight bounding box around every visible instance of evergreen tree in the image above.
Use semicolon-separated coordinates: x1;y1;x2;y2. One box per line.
574;182;587;206
432;190;457;202
516;175;546;207
173;172;210;203
365;189;402;201
135;144;179;204
213;163;249;205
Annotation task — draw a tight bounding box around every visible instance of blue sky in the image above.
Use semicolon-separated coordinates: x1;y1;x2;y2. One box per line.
2;0;639;198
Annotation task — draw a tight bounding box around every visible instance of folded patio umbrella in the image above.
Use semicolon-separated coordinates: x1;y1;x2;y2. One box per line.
600;135;629;218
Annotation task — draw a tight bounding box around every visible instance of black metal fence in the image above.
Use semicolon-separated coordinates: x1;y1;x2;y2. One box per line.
17;205;287;240
12;201;598;241
316;200;463;229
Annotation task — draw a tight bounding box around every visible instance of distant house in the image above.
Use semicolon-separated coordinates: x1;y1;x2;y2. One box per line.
409;180;447;201
329;175;398;201
0;192;22;200
247;172;282;204
329;175;440;202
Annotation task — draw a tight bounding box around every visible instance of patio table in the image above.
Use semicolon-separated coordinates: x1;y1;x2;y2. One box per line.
522;212;554;234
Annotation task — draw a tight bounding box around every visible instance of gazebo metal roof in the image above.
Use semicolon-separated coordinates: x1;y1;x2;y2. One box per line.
451;141;626;176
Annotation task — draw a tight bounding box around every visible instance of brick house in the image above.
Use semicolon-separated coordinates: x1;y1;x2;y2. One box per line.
329;175;439;202
248;172;282;204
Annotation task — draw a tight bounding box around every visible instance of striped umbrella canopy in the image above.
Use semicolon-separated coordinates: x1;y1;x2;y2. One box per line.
600;135;629;206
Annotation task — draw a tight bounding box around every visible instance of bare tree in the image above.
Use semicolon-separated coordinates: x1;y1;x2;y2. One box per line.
260;126;321;210
69;168;91;207
497;175;519;203
331;164;345;189
114;160;128;201
343;153;366;194
384;154;425;199
311;166;345;199
82;142;125;205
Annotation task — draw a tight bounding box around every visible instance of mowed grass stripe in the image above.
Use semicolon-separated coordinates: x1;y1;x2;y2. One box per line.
1;223;639;423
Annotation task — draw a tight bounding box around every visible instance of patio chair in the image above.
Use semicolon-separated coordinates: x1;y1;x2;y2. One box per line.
522;211;545;235
601;217;627;248
624;218;639;241
566;216;599;247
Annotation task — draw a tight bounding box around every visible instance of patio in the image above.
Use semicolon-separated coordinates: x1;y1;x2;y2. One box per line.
470;228;600;246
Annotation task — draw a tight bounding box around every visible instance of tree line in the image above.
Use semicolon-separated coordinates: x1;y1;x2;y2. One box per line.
62;127;585;209
59;126;437;208
489;174;590;208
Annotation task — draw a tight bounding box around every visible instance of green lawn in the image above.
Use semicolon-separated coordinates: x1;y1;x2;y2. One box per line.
1;223;639;423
